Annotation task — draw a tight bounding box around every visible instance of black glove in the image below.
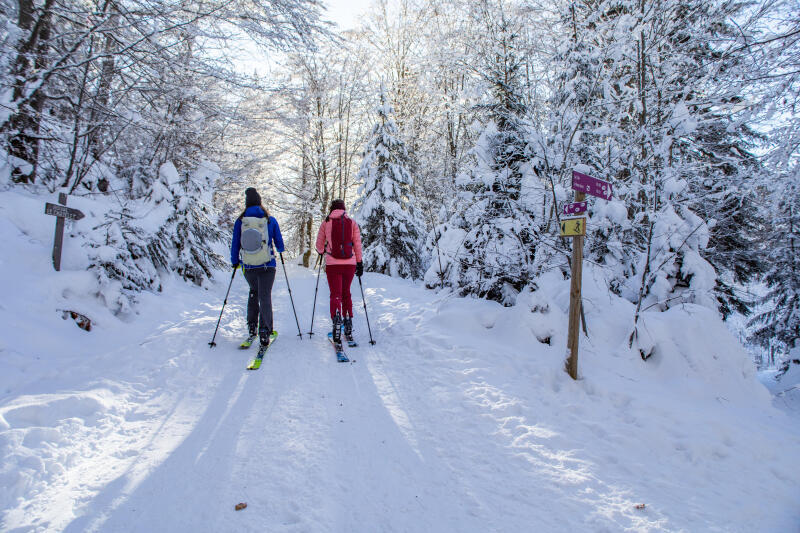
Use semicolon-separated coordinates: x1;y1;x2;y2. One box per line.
356;262;363;278
232;262;239;270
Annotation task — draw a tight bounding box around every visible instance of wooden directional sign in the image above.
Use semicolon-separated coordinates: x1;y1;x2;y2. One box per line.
562;201;587;216
572;170;613;201
45;202;85;221
559;217;586;237
45;193;85;271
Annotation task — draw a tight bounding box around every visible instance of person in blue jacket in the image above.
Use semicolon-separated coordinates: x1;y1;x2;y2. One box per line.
231;187;284;349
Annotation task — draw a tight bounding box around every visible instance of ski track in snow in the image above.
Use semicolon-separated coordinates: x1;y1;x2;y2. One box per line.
1;266;799;532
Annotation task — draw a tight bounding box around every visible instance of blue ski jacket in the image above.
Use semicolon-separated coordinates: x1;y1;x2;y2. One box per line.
231;206;284;268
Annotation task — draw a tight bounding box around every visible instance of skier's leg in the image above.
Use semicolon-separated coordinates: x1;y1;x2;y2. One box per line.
257;267;276;342
341;264;356;318
243;268;259;336
325;265;344;319
326;265;344;343
341;265;356;339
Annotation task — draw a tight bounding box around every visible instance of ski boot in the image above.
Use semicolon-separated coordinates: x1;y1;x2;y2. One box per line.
256;341;269;358
343;316;357;347
332;312;343;345
329;312;348;362
240;328;258;349
247;331;277;370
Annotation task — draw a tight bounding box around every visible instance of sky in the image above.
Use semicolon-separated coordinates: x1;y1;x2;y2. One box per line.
322;0;374;31
229;0;373;78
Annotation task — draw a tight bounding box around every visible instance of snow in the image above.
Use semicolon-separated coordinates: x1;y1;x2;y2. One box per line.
759;346;800;417
760;365;800;416
159;162;180;188
1;211;799;532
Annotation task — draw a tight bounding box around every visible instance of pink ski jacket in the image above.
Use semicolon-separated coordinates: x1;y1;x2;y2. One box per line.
315;209;363;266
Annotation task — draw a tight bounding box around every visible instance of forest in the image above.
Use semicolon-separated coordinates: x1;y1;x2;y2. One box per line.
1;0;798;368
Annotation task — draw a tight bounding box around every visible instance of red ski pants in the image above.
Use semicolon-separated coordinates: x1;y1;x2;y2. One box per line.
326;264;356;318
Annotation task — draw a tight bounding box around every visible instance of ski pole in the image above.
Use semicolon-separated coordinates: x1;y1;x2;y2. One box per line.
209;266;237;348
279;253;303;339
358;275;376;345
308;254;323;337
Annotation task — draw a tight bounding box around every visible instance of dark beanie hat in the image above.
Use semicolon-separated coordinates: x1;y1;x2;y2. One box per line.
330;199;346;212
245;187;261;207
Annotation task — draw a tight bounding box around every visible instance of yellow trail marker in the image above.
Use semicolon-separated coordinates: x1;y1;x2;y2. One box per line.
559;217;586;237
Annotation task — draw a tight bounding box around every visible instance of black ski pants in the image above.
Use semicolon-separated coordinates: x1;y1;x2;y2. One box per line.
244;266;276;343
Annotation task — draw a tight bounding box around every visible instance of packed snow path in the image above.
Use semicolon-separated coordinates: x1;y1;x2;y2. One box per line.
1;265;799;532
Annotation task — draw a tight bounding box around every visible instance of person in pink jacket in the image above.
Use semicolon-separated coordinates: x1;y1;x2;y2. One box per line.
315;199;363;345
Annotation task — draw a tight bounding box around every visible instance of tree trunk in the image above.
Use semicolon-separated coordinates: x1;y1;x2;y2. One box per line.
7;0;55;183
87;10;117;162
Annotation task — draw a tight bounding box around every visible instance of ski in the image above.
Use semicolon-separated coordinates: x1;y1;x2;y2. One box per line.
246;331;278;370
328;332;349;362
345;336;358;348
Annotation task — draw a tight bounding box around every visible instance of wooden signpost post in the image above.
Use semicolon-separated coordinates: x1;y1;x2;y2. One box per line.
564;170;612;380
44;193;85;272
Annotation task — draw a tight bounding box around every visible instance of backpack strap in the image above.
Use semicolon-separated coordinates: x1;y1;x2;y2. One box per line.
323;215;331;255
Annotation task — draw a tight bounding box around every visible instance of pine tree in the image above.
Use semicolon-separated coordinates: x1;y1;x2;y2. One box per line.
429;6;540;305
353;88;426;279
657;2;767;318
160;161;227;285
749;179;800;356
622;0;763;345
685;117;766;318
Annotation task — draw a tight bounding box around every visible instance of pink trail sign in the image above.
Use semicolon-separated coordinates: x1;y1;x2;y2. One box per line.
572;170;613;200
562;201;588;216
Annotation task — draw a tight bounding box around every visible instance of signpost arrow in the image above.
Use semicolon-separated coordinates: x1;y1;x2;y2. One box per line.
562;201;587;216
572;170;613;200
45;193;85;271
45;202;85;221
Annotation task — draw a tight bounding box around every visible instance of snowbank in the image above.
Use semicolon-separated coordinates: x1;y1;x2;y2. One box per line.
759;347;800;416
0;202;797;531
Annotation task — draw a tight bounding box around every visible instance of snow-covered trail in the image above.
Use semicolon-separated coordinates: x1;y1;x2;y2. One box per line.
2;264;799;532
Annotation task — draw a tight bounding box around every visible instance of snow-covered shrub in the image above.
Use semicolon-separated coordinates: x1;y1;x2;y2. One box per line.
82;160;226;315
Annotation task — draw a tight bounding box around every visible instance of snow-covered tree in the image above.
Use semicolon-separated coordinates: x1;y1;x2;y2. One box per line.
272;43;374;267
544;0;761;313
158;161;227;284
749;179;800;355
428;4;541;305
536;0;634;286
353;87;426;279
81;160;226;314
0;0;328;313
